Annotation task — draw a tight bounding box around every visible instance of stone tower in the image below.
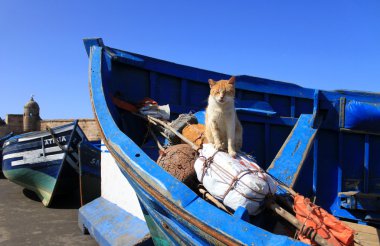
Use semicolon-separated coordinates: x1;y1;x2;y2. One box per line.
23;96;40;132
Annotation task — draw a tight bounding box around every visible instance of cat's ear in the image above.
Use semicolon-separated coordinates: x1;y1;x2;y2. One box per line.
228;76;236;85
208;79;216;88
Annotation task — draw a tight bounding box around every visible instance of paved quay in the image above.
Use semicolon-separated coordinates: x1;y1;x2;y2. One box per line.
0;173;97;245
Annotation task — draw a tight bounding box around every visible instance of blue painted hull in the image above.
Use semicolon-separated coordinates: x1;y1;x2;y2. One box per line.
78;140;101;206
85;38;380;245
0;132;14;171
2;122;98;207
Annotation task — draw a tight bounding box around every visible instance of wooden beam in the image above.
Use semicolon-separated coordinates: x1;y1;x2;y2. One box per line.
267;114;322;189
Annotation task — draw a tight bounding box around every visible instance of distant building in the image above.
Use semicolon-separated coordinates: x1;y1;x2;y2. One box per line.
23;96;40;132
0;97;100;141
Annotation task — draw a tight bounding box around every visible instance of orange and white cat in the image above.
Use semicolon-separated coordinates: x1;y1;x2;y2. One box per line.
205;76;243;157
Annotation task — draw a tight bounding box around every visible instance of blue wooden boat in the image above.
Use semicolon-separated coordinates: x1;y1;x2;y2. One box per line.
84;38;380;245
2;121;101;207
78;140;101;206
0;132;14;171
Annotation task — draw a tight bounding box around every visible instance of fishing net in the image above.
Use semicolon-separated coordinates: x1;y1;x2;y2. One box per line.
182;124;207;146
157;144;198;188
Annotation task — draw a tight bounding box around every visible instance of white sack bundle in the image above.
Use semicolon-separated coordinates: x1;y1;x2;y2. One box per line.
194;144;277;215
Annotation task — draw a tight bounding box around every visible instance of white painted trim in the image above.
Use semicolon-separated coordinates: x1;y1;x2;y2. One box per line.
17;125;74;142
3;145;68;161
10;153;65;166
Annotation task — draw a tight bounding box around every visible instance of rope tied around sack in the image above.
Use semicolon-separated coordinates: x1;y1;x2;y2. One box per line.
199;149;272;204
222;169;253;201
199;150;219;183
222;168;268;203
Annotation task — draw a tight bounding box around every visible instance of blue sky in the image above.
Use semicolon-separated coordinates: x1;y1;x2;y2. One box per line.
1;1;379;119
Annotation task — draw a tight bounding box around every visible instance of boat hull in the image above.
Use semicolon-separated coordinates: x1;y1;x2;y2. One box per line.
2;122;87;206
78;141;101;206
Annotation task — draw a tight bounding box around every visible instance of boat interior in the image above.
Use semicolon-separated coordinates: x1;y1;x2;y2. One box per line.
94;43;380;244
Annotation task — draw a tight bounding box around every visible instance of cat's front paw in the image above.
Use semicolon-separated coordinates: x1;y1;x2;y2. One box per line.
228;149;237;158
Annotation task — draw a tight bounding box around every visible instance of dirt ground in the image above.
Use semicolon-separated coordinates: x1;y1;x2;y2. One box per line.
0;173;97;245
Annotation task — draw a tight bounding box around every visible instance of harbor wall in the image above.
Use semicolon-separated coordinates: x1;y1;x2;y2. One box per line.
0;125;11;137
0;98;100;141
0;117;100;141
4;114;24;135
40;119;100;141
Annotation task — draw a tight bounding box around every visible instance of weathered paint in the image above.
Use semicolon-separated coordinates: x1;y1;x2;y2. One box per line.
78;198;150;246
267;114;321;189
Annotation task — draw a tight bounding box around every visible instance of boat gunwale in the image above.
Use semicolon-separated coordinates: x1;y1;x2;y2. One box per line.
4;123;76;145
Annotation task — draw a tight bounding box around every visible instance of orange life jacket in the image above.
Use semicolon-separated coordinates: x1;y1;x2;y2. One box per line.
293;194;355;246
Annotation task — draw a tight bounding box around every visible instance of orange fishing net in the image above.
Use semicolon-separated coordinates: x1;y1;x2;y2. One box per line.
182;124;207;146
293;194;355;246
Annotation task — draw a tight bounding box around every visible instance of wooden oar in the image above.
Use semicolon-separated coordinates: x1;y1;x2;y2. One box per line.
199;187;231;214
145;115;200;151
132;112;200;150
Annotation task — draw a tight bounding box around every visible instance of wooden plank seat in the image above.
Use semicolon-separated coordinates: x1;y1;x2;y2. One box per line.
343;221;380;246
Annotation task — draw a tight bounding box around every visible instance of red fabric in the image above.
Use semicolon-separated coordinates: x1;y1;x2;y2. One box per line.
136;97;158;108
293;195;355;246
112;96;158;112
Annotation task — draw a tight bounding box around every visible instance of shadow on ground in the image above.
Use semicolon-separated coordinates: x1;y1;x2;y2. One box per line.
22;188;82;209
22;189;42;203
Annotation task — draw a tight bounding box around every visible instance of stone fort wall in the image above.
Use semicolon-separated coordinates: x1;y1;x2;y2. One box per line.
0;125;11;137
0;117;100;141
5;115;24;134
0;98;101;141
40;119;100;141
